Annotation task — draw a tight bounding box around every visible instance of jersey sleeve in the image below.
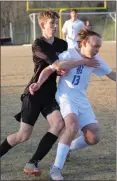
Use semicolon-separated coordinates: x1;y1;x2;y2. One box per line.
81;22;85;29
92;56;112;77
60;40;68;51
80;21;85;29
50;51;71;72
58;50;71;62
32;39;58;65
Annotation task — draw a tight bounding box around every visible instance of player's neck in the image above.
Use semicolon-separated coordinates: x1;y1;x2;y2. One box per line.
42;34;54;44
76;48;85;58
45;37;54;44
71;18;77;22
80;49;86;58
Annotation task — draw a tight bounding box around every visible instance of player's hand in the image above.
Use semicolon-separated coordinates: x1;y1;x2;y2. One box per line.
29;82;40;95
57;69;69;76
84;58;100;68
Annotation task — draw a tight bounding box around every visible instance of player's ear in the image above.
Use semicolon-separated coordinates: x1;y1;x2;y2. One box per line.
40;22;45;30
82;39;87;47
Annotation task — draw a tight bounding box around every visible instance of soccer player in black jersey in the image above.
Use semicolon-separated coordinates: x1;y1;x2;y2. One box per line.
0;10;67;175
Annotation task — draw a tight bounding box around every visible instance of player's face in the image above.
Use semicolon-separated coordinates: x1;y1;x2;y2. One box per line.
43;18;58;38
70;11;78;19
84;36;102;58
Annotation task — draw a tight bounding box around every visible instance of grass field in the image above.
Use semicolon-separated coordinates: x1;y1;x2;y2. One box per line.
1;42;116;180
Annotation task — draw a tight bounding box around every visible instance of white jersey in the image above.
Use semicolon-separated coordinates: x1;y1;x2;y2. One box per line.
62;19;85;49
56;48;112;109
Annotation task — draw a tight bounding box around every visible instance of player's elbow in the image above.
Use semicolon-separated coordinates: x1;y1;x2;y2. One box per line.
106;71;116;81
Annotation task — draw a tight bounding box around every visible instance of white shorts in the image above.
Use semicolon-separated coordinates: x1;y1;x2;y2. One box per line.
56;96;98;129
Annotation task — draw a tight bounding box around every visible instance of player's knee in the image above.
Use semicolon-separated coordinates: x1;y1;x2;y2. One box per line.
83;123;100;145
52;119;65;132
93;134;100;144
68;122;78;136
17;131;31;143
65;114;79;136
58;120;65;132
86;134;100;145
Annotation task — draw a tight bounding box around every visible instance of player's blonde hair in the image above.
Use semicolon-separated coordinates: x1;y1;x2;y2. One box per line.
78;28;101;48
38;10;59;28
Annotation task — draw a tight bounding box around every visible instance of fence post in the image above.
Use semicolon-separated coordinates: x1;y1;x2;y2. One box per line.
9;22;13;43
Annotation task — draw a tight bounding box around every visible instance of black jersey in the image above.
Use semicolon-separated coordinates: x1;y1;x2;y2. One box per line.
22;36;68;100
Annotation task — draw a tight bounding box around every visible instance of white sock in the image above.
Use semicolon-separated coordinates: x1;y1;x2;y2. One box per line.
70;135;89;151
54;143;70;169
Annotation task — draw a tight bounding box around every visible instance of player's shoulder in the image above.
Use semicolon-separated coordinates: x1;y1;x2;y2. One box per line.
77;19;85;24
32;37;44;46
95;55;104;62
94;55;106;66
67;48;76;54
55;37;67;44
55;37;68;49
59;48;75;58
59;49;69;56
64;19;70;23
63;19;71;25
32;38;42;49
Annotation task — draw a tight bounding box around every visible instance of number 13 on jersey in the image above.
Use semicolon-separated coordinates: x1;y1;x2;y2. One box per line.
72;75;80;85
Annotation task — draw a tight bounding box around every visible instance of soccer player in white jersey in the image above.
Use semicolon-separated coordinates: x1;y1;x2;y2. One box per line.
29;29;116;180
62;9;85;49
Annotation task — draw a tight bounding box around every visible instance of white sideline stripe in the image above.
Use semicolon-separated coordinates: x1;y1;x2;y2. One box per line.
103;41;116;43
22;41;116;47
23;44;32;46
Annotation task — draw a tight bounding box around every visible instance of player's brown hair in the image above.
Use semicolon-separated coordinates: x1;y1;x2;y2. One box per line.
71;9;77;13
38;10;59;28
78;28;101;48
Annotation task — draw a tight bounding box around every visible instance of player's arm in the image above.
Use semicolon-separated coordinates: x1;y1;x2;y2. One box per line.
34;56;100;88
106;71;116;81
62;32;67;41
29;59;85;95
29;65;55;95
32;40;59;65
37;66;55;84
32;39;68;69
92;56;116;82
29;57;100;95
55;58;100;70
29;60;68;95
62;21;68;41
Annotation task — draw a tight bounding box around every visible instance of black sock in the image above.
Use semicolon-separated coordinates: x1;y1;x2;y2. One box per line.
0;138;12;157
29;132;58;163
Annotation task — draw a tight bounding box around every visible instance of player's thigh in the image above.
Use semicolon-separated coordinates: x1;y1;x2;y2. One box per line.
58;98;80;131
79;107;100;140
79;107;98;130
42;98;64;128
18;120;33;137
64;113;79;132
57;96;78;122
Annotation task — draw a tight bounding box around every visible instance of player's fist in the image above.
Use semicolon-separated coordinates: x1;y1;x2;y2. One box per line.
29;83;40;95
57;69;69;76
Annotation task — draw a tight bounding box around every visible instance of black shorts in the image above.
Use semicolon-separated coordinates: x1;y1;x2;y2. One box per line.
14;93;60;126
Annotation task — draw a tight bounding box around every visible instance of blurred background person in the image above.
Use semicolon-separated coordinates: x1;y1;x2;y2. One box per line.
62;9;85;49
85;20;92;30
